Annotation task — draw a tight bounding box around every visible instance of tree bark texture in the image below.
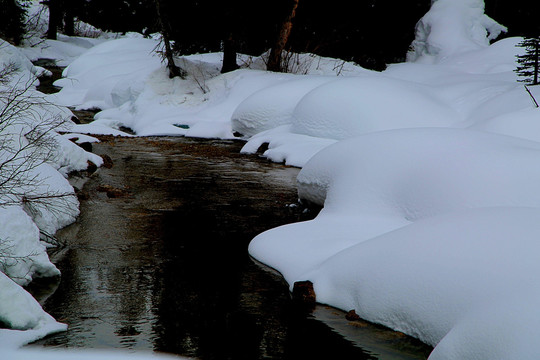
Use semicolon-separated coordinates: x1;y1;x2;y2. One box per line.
221;34;239;73
45;0;59;40
154;0;185;79
267;0;299;72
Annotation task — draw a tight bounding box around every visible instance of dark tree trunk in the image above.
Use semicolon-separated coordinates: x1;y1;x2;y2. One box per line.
154;0;185;79
221;34;239;73
63;2;75;36
46;0;59;40
267;0;299;72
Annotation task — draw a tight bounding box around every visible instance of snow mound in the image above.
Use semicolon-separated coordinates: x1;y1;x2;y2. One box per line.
52;37;162;110
290;76;459;140
297;128;540;214
407;0;506;63
0;270;66;348
307;207;540;359
0;206;60;285
250;128;540;282
231;76;335;137
250;128;540;358
240;125;337;167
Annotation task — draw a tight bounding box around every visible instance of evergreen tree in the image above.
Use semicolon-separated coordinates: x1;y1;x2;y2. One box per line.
0;0;28;45
516;37;540;85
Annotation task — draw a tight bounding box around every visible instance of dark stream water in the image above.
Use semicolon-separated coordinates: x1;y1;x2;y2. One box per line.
26;136;431;359
28;61;431;359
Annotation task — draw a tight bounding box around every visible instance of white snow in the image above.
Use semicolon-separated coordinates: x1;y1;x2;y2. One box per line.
20;0;122;67
3;0;540;358
406;0;507;63
0;17;103;348
0;271;66;347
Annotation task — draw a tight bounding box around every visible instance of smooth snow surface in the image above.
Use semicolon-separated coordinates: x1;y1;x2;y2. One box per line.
310;207;540;360
290;75;459;140
250;129;540;359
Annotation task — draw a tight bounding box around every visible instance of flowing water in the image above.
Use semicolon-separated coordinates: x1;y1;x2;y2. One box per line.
27;136;431;359
27;62;432;359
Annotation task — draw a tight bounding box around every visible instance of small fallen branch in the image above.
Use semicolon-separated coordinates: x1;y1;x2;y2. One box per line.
524;85;539;108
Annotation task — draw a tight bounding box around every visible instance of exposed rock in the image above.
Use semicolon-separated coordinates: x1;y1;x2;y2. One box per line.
101;154;114;169
345;309;360;321
256;142;269;155
292;280;316;305
96;184;128;198
86;160;98;174
79;142;93;152
76;190;90;201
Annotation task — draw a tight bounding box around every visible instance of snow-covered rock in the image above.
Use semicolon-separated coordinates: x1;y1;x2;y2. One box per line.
407;0;506;63
250;128;540;359
231;76;335;137
0;271;66;347
290;75;460;140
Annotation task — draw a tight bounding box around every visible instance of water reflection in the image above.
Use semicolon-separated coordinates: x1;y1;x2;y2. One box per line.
28;137;430;359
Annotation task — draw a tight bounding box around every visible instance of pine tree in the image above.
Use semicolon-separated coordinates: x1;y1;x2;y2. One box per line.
515;37;540;85
0;0;28;45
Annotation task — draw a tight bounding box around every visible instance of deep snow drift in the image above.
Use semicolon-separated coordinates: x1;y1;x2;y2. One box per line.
0;32;101;350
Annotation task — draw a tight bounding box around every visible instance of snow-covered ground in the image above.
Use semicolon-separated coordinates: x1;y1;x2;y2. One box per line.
4;0;540;358
0;39;103;349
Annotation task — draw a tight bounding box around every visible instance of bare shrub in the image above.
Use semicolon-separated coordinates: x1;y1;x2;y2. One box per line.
0;63;75;260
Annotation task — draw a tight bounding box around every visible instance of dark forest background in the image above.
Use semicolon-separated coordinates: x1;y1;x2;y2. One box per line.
2;0;540;71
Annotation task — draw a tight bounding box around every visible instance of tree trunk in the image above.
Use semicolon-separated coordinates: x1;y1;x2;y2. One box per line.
221;34;239;73
267;0;299;72
154;0;185;79
45;0;59;40
63;0;75;37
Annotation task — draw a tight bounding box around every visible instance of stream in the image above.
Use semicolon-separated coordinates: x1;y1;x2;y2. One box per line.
26;63;432;359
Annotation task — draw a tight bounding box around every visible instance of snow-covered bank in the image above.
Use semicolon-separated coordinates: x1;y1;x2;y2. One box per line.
50;37;367;140
0;38;101;346
248;1;540;359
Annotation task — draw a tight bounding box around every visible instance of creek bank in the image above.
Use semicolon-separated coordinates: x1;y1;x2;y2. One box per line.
26;135;430;359
28;59;432;359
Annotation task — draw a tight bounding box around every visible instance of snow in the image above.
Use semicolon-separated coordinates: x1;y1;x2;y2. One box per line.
231;76;335;137
307;207;540;359
245;1;540;359
49;35;369;138
0;16;103;348
290;75;460;140
0;271;66;346
250;127;540;284
3;0;540;358
406;0;507;63
20;0;122;67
